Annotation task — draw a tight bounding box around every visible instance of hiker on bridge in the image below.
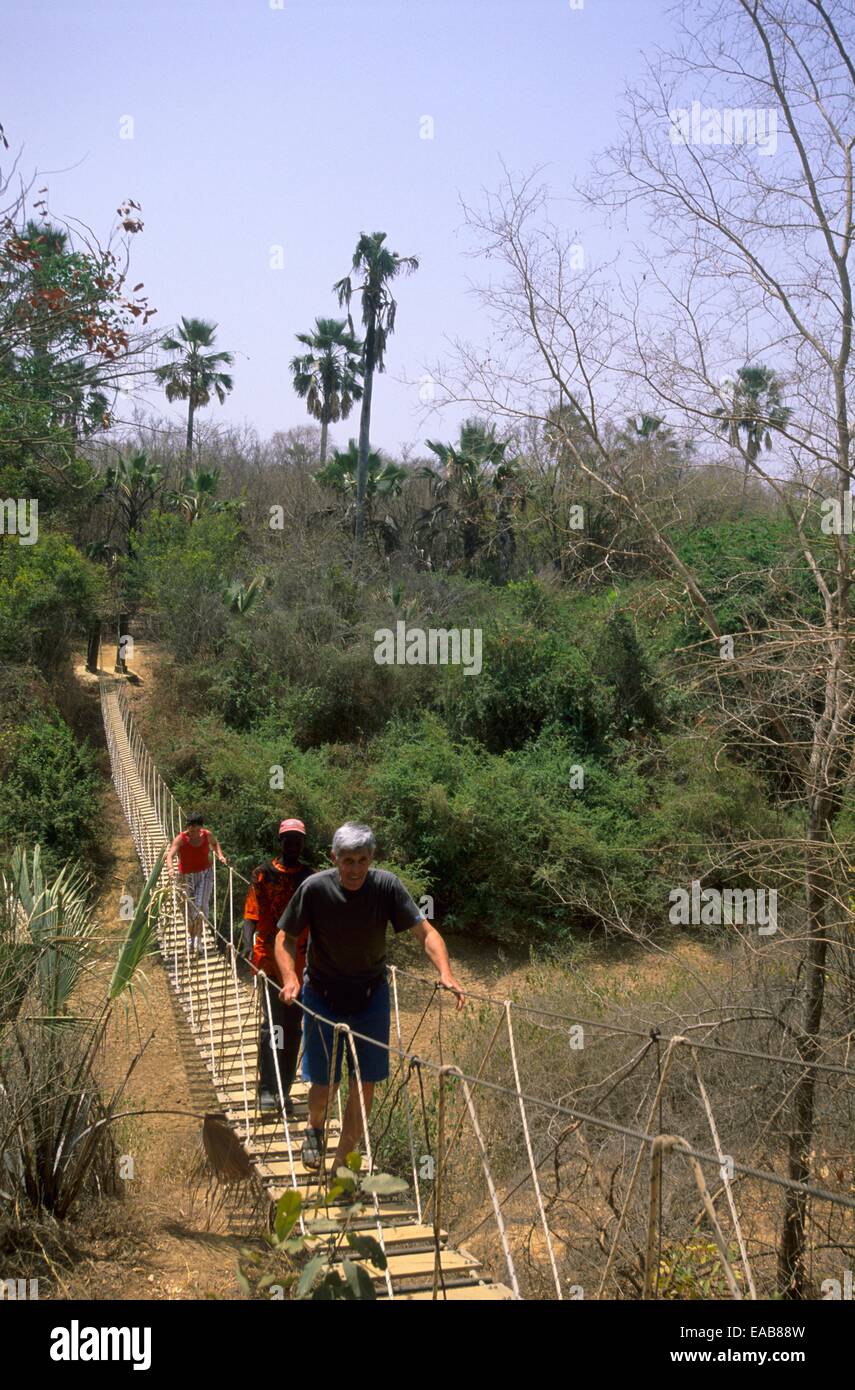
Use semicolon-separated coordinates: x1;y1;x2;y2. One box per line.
166;813;228;955
242;818;313;1116
274;821;464;1175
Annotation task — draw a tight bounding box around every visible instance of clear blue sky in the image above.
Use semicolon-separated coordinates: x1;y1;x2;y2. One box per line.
3;0;674;454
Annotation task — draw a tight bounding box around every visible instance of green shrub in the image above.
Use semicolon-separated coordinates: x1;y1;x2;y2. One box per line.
591;609;662;735
202;628;284;731
0;713;101;871
370;717;658;943
440;621;607;753
647;736;798;905
131;511;245;657
0;533;105;670
672;516;822;640
278;640;420;746
160;717;366;879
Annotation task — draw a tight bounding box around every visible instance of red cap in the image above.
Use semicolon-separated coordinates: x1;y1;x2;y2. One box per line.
279;818;306;835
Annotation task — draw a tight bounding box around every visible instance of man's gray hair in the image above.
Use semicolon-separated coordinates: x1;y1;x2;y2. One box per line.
332;822;376;856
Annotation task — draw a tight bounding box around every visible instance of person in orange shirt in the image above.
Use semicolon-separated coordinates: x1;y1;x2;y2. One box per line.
166;813;228;955
242;818;312;1115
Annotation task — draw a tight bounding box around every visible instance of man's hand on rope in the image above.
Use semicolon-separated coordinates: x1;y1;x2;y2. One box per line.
439;975;466;1011
278;973;301;1005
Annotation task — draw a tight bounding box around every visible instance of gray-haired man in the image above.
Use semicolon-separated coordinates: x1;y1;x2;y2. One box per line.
274;822;464;1175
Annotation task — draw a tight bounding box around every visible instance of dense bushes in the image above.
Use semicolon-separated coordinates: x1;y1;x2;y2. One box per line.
0;533;105;670
440;624;603;752
0;536;105;875
130;511;246;657
368;717;785;944
131;517;796;949
0;709;101;872
148;675;786;948
161;716;359;875
673;517;823;640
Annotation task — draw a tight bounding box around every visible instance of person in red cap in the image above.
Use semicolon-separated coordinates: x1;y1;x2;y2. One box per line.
242;819;312;1114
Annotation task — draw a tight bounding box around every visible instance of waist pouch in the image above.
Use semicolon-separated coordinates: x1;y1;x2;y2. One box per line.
307;970;386;1015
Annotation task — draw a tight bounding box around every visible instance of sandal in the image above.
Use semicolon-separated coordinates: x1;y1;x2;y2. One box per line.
301;1126;325;1171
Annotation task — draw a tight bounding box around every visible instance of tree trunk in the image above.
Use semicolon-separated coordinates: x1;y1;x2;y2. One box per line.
320;418;329;467
85;622;101;674
463;518;480;574
497;516;515;583
741;438;758;507
114;613;129;674
354;322;375;561
186;394;195;465
777;808;830;1297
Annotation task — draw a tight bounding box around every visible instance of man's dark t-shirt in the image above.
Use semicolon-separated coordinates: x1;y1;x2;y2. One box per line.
277;867;423;985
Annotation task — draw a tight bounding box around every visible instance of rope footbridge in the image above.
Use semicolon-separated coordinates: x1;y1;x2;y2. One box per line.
101;675;855;1301
100;677;515;1300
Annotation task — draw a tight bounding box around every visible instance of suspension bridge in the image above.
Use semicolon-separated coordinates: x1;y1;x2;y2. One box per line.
100;673;855;1301
100;675;516;1299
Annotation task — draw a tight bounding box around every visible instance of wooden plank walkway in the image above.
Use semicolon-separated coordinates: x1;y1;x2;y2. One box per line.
100;677;513;1301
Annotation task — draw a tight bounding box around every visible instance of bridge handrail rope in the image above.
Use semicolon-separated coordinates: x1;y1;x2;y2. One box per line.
644;1135;742;1301
260;976;304;1234
100;676;855;1307
687;1044;757;1299
340;1023;395;1300
388;966;855;1079
443;1064;521;1299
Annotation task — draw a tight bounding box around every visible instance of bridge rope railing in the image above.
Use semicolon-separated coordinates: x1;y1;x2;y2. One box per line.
387;967;855;1080
100;676;855;1301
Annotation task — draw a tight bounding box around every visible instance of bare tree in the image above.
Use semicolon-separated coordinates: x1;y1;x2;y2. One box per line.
435;0;855;1296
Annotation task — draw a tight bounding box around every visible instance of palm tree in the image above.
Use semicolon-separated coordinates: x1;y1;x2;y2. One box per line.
56;362;110;436
714;366;791;502
16;222;70;395
316;438;407;550
419;418;521;576
154;317;234;462
169;467;222;521
334;233;418;551
21;219;67;256
104;450;164;548
290;317;364;466
317;438;407;499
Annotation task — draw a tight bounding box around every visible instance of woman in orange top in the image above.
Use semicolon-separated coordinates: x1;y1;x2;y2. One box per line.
166;813;228;954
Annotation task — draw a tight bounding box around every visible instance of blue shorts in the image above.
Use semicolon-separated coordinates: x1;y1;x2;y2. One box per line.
300;979;390;1085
